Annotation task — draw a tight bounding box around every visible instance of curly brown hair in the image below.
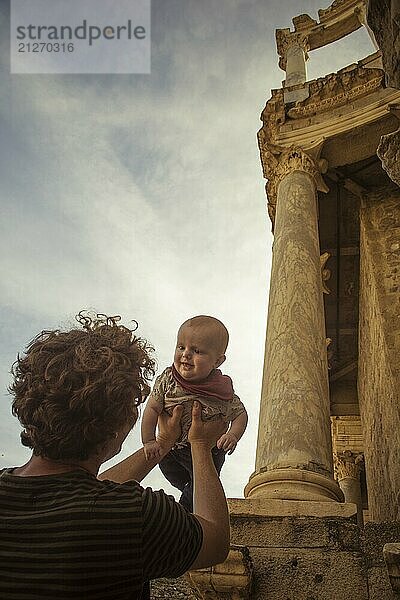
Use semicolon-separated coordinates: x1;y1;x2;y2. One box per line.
9;312;156;461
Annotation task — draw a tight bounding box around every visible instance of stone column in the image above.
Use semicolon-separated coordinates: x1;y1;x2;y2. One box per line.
285;42;307;87
245;146;342;502
276;30;310;103
335;451;364;525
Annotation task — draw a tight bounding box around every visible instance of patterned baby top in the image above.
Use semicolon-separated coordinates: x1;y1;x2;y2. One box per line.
149;367;245;447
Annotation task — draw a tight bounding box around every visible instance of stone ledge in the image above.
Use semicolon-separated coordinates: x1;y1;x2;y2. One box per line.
228;497;357;519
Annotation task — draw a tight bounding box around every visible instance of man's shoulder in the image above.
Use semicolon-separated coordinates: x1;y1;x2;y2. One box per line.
96;477;144;495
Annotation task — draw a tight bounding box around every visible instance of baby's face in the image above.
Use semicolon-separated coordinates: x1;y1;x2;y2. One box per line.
174;324;224;383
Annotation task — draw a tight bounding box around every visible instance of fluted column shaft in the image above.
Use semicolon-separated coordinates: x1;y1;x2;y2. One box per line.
246;152;342;502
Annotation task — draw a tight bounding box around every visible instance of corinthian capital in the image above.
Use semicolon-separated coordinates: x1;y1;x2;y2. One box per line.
261;144;328;224
334;451;364;481
276;28;310;71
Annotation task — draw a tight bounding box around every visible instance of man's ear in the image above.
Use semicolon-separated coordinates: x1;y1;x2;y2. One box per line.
215;354;226;368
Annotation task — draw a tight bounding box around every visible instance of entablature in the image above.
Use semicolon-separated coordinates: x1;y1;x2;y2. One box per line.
276;0;370;71
258;55;400;159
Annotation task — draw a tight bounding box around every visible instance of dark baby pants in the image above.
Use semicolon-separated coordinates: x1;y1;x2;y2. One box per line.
159;445;226;512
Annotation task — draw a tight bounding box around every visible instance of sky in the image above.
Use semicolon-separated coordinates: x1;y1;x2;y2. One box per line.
0;0;375;499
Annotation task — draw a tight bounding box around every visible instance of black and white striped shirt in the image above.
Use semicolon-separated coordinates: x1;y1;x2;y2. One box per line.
0;469;202;600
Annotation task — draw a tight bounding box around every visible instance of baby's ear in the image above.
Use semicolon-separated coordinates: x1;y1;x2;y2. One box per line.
215;354;226;368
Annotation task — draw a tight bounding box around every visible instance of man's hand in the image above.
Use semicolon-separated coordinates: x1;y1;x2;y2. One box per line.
216;431;238;454
188;401;228;449
156;405;184;451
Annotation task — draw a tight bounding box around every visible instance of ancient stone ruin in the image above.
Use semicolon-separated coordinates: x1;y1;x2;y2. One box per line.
153;1;400;597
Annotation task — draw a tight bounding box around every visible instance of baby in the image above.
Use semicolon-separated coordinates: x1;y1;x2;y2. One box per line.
141;315;248;511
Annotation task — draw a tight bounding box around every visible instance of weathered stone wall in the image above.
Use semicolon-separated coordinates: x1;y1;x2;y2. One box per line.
150;519;400;599
367;0;400;90
367;1;400;188
231;514;368;600
363;522;400;600
358;192;400;522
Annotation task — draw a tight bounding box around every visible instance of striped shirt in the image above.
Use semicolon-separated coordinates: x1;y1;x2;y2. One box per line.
0;469;202;600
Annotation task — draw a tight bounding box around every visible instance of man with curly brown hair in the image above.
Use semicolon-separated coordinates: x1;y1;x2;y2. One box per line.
0;312;230;600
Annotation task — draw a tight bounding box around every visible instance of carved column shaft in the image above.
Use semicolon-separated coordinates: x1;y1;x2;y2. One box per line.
245;149;342;502
276;29;309;98
286;44;307;87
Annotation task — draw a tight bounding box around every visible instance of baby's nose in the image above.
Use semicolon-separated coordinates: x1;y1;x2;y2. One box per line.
182;348;192;357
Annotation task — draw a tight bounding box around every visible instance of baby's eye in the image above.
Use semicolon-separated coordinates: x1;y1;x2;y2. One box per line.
194;348;201;354
177;345;185;351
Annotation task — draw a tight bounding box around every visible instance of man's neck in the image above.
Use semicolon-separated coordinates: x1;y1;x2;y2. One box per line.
12;454;100;477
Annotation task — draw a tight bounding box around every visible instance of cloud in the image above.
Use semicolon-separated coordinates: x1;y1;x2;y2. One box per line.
0;0;375;497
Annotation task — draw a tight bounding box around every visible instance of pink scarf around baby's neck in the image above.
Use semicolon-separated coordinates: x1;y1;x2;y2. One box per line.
171;364;234;401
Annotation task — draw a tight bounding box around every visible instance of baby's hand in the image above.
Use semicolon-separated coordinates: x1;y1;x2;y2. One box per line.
216;431;238;455
144;440;162;461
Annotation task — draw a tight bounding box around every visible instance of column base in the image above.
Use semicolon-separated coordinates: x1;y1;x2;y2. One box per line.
245;468;344;502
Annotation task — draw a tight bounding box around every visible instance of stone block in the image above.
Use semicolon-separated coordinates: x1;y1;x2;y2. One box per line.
361;523;400;599
230;515;360;551
362;523;400;564
383;544;400;594
229;499;359;552
365;566;395;600
187;547;252;600
247;547;368;600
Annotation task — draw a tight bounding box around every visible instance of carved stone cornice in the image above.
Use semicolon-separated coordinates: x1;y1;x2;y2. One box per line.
259;89;286;142
306;0;367;51
276;29;310;71
377;107;400;186
273;87;400;151
318;0;362;22
259;143;328;223
334;451;364;481
258;55;399;153
287;66;384;119
292;14;318;32
186;547;253;600
275;0;367;63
